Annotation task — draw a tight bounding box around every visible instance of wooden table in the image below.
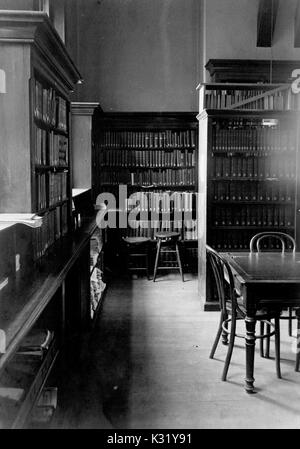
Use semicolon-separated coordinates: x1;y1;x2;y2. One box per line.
221;252;300;394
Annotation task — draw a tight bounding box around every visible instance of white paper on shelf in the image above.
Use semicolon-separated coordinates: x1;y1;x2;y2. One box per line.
0;214;43;228
0;329;6;353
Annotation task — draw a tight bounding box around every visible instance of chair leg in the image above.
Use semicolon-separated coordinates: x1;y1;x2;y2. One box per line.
175;242;184;282
260;321;264;358
222;315;236;381
210;312;224;359
265;323;270;359
153;239;161;282
295;311;300;372
288;307;293;337
274;316;281;379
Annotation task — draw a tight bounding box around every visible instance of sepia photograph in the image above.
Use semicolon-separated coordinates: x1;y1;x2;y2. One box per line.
0;0;300;435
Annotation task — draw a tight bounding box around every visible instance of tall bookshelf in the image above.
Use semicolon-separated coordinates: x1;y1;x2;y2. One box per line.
197;83;300;310
0;11;83;428
0;11;81;260
93;112;198;272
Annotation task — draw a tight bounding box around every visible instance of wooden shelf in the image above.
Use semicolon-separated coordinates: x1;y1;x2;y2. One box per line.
0;218;97;372
211;226;294;230
212;200;294;205
99;146;197;150
210;177;293;182
100;165;196;169
99;184;196;189
11;339;59;429
35;165;69;171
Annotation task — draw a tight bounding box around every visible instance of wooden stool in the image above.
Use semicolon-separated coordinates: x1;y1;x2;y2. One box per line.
122;237;151;279
153;231;184;282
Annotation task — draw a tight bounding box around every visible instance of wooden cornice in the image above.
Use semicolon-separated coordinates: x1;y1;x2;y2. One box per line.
0;11;82;89
71;102;101;116
257;0;279;47
295;0;300;47
93;112;199;130
205;59;300;83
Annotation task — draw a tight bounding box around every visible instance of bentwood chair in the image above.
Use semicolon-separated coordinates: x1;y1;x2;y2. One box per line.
249;232;300;370
207;245;281;381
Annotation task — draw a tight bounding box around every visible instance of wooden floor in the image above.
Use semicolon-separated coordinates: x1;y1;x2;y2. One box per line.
54;272;300;429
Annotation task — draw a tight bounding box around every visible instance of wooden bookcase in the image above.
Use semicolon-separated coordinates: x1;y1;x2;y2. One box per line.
92;112;198;272
0;11;94;429
197;83;300;310
0;11;81;260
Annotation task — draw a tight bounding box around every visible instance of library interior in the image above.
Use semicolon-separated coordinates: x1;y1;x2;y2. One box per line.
1;0;300;430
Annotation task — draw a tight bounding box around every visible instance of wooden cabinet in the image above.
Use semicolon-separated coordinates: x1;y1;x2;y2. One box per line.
0;11;81;260
0;218;98;428
0;11;97;429
197;83;300;310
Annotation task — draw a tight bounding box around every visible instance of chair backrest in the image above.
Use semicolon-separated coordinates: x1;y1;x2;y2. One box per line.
249;232;296;253
206;245;241;316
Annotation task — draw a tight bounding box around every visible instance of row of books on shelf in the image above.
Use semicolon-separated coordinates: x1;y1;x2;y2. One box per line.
36;171;68;211
212;121;296;152
126;191;196;213
99;129;197;148
213;204;294;227
35;126;69;166
212;180;294;202
32;205;68;260
99;148;196;168
210;230;295;251
212;154;296;179
34;79;68;132
201;85;299;111
100;168;196;187
124;220;197;240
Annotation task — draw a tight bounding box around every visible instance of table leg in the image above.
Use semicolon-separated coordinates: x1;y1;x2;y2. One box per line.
245;315;256;394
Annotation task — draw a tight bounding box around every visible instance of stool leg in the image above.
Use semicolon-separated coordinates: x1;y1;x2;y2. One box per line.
153;239;161;282
175;242;184;282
